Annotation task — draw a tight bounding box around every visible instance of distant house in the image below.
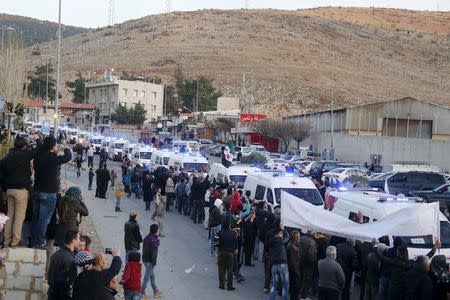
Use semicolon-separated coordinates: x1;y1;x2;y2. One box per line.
86;79;164;124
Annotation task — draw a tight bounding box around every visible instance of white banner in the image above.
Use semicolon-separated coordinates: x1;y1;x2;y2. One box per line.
280;191;440;242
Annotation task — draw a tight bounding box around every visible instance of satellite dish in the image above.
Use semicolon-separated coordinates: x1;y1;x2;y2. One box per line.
245;94;254;105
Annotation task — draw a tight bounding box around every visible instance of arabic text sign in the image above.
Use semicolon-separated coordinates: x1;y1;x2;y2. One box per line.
240;113;267;123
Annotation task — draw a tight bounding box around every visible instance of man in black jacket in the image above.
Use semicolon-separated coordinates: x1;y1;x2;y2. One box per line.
124;212;142;263
267;226;290;300
0;136;37;247
216;216;237;290
336;238;359;300
208;199;223;256
47;230;80;300
72;248;122;300
31;137;72;249
141;224;163;299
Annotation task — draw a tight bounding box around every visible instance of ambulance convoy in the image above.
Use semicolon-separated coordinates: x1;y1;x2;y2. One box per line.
75;131;449;257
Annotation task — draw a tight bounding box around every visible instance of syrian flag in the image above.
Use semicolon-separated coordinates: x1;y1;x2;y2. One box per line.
224;146;233;163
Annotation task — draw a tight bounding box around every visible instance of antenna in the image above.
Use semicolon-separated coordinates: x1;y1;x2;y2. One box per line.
108;0;116;26
165;0;173;13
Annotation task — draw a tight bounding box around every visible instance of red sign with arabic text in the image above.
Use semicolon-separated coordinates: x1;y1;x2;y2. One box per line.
240;113;267;123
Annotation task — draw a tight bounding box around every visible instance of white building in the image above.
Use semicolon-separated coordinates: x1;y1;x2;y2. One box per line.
86;79;164;124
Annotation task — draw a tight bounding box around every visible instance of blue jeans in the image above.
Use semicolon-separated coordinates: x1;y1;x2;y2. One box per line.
124;290;141;300
377;276;390;300
270;263;289;300
31;192;57;248
190;201;203;223
141;262;158;295
209;225;221;255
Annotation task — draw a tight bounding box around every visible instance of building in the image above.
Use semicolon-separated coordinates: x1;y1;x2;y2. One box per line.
86;79;164;124
285;97;450;170
286;97;450;140
21;99;96;129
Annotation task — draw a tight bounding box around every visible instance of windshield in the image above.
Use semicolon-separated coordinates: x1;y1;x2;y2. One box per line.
140;152;152;159
115;143;124;149
93;139;101;144
188;143;200;151
230;175;247;188
33;125;42;129
163;157;170;165
274;188;323;206
69;131;77;135
330;168;346;174
183;163;210;173
394;221;450;248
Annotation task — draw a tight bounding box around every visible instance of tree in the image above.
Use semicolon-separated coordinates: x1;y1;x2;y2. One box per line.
66;72;86;103
130;101;147;126
289;120;312;151
27;63;56;100
0;34;26;139
111;102;130;124
253;119;292;153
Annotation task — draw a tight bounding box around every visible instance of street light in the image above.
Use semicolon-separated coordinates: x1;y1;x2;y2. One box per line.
54;0;62;138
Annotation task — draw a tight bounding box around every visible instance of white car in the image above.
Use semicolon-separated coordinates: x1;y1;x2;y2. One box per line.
265;159;288;170
322;168;368;183
294;161;314;175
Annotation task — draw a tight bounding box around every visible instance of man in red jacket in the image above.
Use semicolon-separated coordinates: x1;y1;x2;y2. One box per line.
122;251;142;300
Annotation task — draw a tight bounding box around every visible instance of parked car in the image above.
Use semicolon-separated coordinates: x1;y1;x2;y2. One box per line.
309;161;341;180
265;158;288;170
322;168;368;183
368;171;446;195
410;183;450;219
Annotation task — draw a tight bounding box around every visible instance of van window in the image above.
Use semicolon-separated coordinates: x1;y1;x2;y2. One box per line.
426;173;445;184
266;189;274;204
217;173;224;183
274;188;323;206
255;185;266;200
174;161;180;171
348;212;370;224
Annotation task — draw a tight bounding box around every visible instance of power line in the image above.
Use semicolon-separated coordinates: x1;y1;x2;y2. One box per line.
108;0;116;26
165;0;173;13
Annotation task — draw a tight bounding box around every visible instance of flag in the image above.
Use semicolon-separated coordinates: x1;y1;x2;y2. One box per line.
227;140;235;155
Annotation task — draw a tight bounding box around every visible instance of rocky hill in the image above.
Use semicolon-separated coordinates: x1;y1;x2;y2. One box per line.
26;8;450;115
0;13;87;47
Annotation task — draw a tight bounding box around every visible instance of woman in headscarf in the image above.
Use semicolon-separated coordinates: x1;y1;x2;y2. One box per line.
54;187;89;246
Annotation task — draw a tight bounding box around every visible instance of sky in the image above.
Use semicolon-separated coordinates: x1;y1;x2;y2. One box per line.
1;0;447;28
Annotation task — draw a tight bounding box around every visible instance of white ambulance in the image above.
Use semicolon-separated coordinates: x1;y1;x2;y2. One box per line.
167;152;210;176
209;163;260;189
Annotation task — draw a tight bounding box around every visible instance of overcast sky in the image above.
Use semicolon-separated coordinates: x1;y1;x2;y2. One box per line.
1;0;447;28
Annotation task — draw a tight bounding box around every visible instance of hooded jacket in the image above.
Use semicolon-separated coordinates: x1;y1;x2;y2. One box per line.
122;261;142;292
142;233;160;265
209;199;222;228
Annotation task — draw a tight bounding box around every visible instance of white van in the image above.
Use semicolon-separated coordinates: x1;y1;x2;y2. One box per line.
89;135;103;154
243;171;323;211
209;163;260;188
327;190;450;261
172;140;201;153
131;145;156;167
123;142;137;161
150;149;174;169
101;137;114;153
381;163;441;173
108;138;128;161
167;153;210;176
67;128;79;144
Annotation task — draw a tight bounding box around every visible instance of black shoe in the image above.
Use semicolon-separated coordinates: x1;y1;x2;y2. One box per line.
219;285;225;290
245;263;255;267
227;287;235;291
237;276;245;282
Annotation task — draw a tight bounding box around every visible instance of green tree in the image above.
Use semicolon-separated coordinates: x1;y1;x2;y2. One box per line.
66;72;86;103
111;102;130;124
27;63;56;100
130;101;147;126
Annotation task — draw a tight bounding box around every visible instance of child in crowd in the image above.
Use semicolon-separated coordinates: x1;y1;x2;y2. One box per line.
115;183;126;212
152;188;166;237
121;251;142;300
79;235;92;252
88;167;95;190
110;170;117;188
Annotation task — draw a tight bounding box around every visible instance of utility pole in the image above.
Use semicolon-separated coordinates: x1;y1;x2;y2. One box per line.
330;52;335;149
54;0;62;138
46;60;49;102
196;78;199;112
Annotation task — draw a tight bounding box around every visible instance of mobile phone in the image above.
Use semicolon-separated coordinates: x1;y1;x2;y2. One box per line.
105;248;113;255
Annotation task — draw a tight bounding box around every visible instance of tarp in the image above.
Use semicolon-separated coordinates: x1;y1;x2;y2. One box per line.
280;191;440;242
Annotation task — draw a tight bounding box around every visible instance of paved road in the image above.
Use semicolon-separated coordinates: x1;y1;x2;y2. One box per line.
64;155;265;300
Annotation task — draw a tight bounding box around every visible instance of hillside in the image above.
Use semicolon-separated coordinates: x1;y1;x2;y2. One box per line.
26;8;450;115
0;13;87;47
